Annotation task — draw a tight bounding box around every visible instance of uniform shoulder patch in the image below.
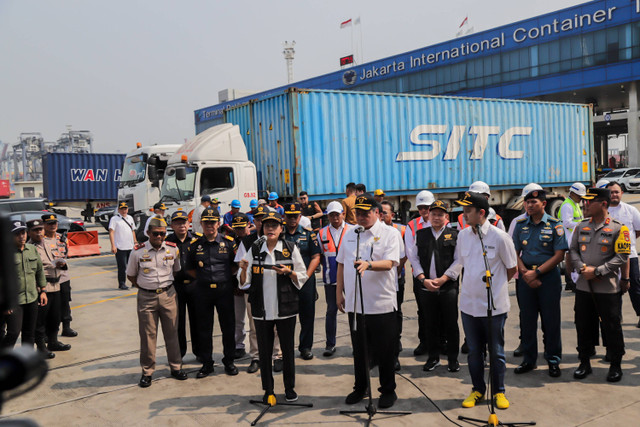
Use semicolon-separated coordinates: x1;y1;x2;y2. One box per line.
165;241;177;247
610;218;623;226
548;217;561;224
134;243;145;250
516;217;527;223
190;237;200;244
195;232;203;237
224;235;234;241
615;225;631;254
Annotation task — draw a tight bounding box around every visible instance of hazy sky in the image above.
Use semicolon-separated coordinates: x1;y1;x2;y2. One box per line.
0;0;586;153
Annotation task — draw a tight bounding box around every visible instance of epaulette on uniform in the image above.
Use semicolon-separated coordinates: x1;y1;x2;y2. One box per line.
516;217;527;223
194;232;203;237
165;241;177;247
224;235;234;241
134;242;145;250
547;216;561;224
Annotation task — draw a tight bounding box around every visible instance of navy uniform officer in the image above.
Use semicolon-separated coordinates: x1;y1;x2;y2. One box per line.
186;207;239;377
570;187;630;382
512;190;567;378
126;217;187;387
165;210;199;358
282;202;321;360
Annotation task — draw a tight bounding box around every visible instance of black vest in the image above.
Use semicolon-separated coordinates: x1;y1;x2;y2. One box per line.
415;226;459;290
248;239;299;318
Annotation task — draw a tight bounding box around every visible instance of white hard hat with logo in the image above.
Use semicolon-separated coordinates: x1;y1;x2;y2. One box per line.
569;182;587;197
326;201;344;214
595;179;610;189
469;181;491;196
415;190;435;207
521;183;543;198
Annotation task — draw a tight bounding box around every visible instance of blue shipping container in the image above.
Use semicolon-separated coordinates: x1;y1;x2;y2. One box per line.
43;153;126;201
223;88;593;199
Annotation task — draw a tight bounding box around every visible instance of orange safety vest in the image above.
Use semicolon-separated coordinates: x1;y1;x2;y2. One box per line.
319;223;350;284
407;217;426;237
392;223;406;239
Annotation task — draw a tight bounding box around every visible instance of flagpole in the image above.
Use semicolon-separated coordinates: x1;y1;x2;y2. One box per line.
358;18;364;64
351;23;356;65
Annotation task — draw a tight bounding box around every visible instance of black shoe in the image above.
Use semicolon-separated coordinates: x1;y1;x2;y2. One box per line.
514;362;536;374
61;327;78;337
565;282;575;292
378;392;397;409
448;359;460;372
234;349;246;359
139;375;152;388
119;285;129;290
285;389;298;402
247;359;260;374
461;341;469;354
394;358;401;372
36;341;55;359
423;358;440;372
548;363;561;378
300;349;314;360
513;344;523;357
413;343;428;356
323;346;336;357
171;369;188;380
273;359;283;372
345;389;366;405
573;361;592;379
48;341;71;351
224;363;239;376
197;363;214;378
606;364;623;382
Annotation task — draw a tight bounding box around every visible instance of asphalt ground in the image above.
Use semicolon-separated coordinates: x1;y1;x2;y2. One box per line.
3;196;640;426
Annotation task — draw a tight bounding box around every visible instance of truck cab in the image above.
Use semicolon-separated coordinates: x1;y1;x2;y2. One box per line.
160;124;258;222
117;144;181;215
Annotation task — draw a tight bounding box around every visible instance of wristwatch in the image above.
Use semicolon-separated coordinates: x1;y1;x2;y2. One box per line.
620;278;630;283
367;261;373;270
594;268;602;278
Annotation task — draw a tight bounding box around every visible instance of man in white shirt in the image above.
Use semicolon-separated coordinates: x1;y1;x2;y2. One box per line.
191;195;211;234
109;202;137;290
337;194;401;409
607;181;640;327
445;192;517;410
558;182;586;292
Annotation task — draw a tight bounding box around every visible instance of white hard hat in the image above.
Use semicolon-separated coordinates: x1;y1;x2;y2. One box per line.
570;182;587;196
415;190;435;207
326;201;343;214
469;181;491;196
521;183;543;198
595;179;610;189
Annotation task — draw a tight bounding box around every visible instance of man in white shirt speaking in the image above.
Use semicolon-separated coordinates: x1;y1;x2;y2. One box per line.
336;193;401;409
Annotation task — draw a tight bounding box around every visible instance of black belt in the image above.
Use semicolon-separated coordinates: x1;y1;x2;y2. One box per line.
198;280;230;289
46;277;60;284
138;284;173;294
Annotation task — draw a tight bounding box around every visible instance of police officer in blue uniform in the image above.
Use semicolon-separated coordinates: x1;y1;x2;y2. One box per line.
165;210;199;358
186;207;239;377
512;190;567;377
283;202;321;360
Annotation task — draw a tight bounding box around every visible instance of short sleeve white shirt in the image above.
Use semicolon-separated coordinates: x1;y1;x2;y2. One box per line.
608;202;640;258
108;214;135;250
337;219;400;314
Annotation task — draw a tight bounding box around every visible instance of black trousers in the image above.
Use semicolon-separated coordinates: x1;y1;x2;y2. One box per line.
255;316;296;393
418;286;460;361
396;276;405;355
1;301;39;348
192;282;235;365
59;280;72;325
298;275;316;351
413;277;427;346
348;311;398;395
115;249;131;288
175;280;199;358
575;290;624;362
36;291;61;343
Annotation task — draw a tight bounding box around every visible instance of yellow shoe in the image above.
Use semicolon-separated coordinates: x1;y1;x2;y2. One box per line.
493;393;509;409
462;391;484;408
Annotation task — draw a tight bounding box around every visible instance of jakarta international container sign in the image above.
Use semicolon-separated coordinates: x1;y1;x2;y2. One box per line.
43;152;125;201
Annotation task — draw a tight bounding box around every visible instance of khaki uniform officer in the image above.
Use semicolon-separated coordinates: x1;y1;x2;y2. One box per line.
126;217;187;388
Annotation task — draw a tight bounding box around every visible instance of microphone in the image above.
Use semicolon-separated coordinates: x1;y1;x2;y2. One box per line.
257;235;267;245
354;225;365;234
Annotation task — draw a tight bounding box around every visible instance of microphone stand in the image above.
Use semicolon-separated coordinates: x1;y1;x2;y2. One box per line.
340;227;410;426
458;223;535;427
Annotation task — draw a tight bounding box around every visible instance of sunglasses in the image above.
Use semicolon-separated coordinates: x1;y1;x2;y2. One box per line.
151;231;166;237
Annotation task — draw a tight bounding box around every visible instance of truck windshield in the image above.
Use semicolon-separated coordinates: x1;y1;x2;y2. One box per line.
161;166;197;202
121;156;146;185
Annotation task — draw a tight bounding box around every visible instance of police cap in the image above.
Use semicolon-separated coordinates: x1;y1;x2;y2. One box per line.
148;217;167;228
232;212;250;228
262;211;283;224
523;189;547;202
201;207;220;222
284;202;302;215
42;213;58;223
27;219;44;230
582;187;611;203
429;200;448;212
171;210;188;221
354;193;378;211
253;206;269;218
455;191;490;212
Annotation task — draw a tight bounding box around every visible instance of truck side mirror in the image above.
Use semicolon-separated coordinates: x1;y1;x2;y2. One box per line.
148;165;158;181
176;167;186;181
147;155;158;166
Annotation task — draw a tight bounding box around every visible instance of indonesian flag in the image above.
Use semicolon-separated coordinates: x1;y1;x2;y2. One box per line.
459;16;468;28
456;16;474;37
340;18;352;28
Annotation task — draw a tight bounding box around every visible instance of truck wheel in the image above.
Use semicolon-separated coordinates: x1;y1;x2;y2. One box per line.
546;198;563;218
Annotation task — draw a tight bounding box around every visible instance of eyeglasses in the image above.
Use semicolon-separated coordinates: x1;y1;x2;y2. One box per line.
151;231;166;237
417;206;429;210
